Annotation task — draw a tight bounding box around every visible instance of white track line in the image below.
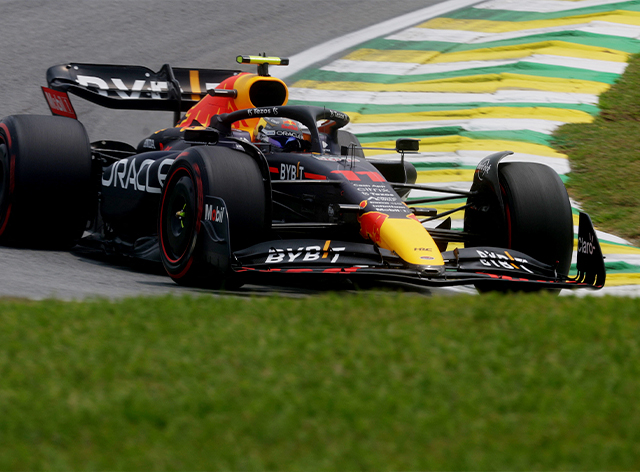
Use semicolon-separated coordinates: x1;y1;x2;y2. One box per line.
273;0;485;79
388;21;640;43
322;55;627;75
368;151;571;174
288;88;600;105
476;0;635;13
345;118;567;134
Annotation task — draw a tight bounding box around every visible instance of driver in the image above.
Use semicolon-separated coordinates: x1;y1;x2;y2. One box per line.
252;117;310;152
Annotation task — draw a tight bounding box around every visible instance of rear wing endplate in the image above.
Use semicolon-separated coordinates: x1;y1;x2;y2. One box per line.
45;63;241;122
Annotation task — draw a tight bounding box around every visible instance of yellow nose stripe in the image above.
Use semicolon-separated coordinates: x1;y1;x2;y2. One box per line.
379;217;444;266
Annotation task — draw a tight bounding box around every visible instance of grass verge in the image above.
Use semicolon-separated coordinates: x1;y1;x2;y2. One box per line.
553;53;640;245
2;293;640;470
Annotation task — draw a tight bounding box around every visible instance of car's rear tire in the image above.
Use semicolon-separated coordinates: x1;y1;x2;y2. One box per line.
465;162;574;292
159;146;270;288
0;115;93;248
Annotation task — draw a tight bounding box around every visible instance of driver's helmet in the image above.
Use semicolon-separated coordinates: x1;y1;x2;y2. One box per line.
253;117;309;151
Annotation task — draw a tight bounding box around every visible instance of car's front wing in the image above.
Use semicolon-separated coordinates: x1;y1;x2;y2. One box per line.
230;247;603;291
201;205;605;291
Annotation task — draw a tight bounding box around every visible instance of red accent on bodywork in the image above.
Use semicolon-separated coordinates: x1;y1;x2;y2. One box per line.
238;267;361;274
178;73;247;128
318;121;337;134
331;170;386;183
331;170;361;181
356;171;385;182
323;267;360;274
476;272;552;283
358;211;389;244
304;172;327;180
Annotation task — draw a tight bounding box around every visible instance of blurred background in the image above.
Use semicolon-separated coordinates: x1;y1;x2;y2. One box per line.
0;0;432;144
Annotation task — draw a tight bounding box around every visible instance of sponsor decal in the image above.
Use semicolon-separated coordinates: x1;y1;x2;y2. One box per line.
101;157;174;194
204;203;225;223
281;119;299;130
313;155;359;163
41;87;77;119
476;249;528;264
280;162;304;180
265;242;346;264
476;159;491;181
475;249;533;273
142;139;155;149
329;109;347;121
578;233;595;255
76;75;169;99
264;129;300;138
73;73;222;101
247;107;278;117
355;183;410;215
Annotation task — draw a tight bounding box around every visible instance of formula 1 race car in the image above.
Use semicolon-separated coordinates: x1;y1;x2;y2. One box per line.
0;55;606;292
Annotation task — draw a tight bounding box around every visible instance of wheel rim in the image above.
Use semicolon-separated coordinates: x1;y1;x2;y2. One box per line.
163;174;196;262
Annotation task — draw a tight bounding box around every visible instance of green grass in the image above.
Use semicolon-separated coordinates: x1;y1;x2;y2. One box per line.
2;293;640;470
553;53;640;245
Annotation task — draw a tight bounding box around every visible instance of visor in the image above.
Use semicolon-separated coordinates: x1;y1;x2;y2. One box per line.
268;136;299;149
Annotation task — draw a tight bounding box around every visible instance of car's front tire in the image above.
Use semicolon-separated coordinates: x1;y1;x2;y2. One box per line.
465;161;574;292
159;146;270;288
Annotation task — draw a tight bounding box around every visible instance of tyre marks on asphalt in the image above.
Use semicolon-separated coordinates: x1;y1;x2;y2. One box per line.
286;0;640;295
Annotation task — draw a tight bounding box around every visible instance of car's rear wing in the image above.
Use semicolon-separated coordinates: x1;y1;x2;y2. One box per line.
45;63;241;122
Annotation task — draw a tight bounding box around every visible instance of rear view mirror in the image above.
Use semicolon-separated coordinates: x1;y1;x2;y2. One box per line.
396;138;420;152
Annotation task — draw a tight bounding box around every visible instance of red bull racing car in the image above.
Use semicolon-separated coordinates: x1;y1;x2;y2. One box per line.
0;55;606;292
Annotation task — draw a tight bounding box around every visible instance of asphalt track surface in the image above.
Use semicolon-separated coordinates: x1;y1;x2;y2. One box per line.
0;0;461;300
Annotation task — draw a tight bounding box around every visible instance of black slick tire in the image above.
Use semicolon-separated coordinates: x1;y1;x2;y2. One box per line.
159;146;269;288
0;115;93;248
465;162;574;292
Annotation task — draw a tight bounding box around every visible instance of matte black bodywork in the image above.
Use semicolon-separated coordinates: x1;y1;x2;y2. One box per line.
34;61;606;292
